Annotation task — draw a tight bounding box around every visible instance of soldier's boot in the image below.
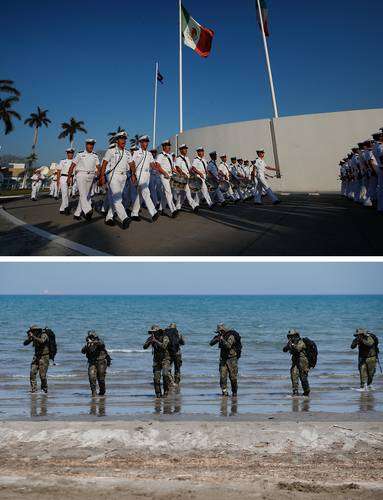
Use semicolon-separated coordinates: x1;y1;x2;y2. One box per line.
222;389;229;397
231;381;238;397
292;390;299;396
98;381;106;396
41;378;48;394
302;379;310;397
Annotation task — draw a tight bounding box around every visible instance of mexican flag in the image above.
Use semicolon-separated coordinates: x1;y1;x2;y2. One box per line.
181;4;214;58
256;0;269;37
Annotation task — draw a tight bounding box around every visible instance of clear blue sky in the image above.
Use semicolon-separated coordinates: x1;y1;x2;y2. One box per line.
0;263;382;295
1;0;383;164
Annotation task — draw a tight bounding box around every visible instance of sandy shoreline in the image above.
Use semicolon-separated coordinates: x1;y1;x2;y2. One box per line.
0;418;383;499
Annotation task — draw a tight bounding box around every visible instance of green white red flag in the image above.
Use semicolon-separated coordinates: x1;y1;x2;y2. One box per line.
181;4;214;58
256;0;270;37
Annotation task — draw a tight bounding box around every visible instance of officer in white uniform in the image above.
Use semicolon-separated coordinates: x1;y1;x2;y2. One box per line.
218;154;235;202
174;144;199;213
30;171;41;201
99;131;131;229
207;151;225;205
236;158;247;200
229;157;242;201
254;149;280;205
58;148;75;214
155;140;177;217
191;147;213;208
68;139;99;221
130;135;159;222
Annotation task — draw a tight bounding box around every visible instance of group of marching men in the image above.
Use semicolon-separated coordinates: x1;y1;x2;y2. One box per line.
31;131;281;229
339;128;383;212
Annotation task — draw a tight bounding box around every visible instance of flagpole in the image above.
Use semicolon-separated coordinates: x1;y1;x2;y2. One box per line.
153;61;159;148
256;0;279;118
178;0;183;133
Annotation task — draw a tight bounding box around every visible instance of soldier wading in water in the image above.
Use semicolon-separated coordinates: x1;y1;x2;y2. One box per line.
351;328;380;390
283;329;318;397
143;325;172;398
165;323;185;390
81;330;111;397
209;324;242;397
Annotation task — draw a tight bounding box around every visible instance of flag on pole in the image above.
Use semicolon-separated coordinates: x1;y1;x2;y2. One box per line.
157;70;164;84
181;4;214;58
256;0;269;37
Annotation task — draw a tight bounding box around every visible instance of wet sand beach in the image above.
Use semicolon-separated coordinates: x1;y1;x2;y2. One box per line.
0;416;382;499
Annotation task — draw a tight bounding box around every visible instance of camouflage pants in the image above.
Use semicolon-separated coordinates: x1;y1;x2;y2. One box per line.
291;359;310;394
88;360;107;395
359;356;377;387
30;355;49;392
219;357;238;395
153;359;171;397
172;352;183;385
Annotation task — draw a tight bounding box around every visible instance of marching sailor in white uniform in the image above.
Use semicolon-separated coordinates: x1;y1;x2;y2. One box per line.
229;157;242;201
99;131;131;229
57;148;74;215
218;154;235;202
191;147;213;208
207;151;225;205
67;139;99;221
253;149;280;205
155;140;177;217
130;135;159;223
174;144;199;213
30;170;41;201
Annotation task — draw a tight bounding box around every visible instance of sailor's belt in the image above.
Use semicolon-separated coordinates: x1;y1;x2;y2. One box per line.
60;174;68;177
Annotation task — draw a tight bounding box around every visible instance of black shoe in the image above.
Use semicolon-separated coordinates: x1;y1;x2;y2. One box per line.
121;217;130;230
85;210;93;221
65;207;70;216
73;215;81;221
158;210;164;216
131;216;141;222
60;210;65;215
193;206;199;214
151;212;160;223
209;204;215;211
105;219;116;226
171;211;177;219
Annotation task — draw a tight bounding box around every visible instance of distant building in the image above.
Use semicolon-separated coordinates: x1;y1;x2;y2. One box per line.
9;163;25;180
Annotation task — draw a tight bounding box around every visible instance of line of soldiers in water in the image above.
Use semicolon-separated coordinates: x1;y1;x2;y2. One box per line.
23;324;380;398
339;127;383;212
30;131;280;230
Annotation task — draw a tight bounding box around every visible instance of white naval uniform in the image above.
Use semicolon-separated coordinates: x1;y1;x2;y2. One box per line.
156;152;177;214
253;157;279;204
131;149;157;218
174;155;198;210
72;150;100;217
207;160;225;204
229;163;242;201
58;159;72;212
191;157;213;207
103;145;132;223
218;162;235;200
30;174;40;200
50;172;59;198
149;160;162;208
374;142;383;212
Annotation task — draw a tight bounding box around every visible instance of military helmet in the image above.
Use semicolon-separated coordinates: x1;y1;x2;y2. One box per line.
287;329;300;338
149;324;161;333
168;322;177;329
29;325;39;331
215;323;229;333
354;327;367;336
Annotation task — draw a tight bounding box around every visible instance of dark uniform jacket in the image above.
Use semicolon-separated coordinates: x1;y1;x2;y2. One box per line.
351;335;377;360
23;331;50;358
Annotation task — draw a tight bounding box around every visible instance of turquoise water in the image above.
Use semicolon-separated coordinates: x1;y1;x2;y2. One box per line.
0;294;382;418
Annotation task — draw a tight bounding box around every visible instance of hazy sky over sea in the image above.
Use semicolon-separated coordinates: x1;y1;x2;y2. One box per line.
1;0;383;164
0;262;382;295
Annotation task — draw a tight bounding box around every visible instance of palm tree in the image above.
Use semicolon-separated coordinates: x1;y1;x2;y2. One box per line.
58;117;87;148
0;97;21;135
0;79;20;97
24;106;51;151
130;134;142;148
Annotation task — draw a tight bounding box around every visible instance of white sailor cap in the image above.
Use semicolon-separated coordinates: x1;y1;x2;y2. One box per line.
220;153;227;158
66;148;75;153
256;149;265;154
162;139;171;147
179;143;188;149
196;146;204;151
139;135;150;142
115;131;128;140
85;138;96;144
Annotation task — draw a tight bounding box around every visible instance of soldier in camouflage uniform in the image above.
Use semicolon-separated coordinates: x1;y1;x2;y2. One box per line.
351;328;378;389
23;325;50;393
209;323;238;397
143;325;171;398
283;329;310;396
81;330;111;397
166;323;185;387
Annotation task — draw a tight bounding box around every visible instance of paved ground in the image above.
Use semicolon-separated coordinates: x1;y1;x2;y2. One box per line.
0;193;382;256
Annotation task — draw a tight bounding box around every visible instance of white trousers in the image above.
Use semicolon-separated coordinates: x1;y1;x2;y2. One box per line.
149;175;161;207
105;172;129;222
31;182;38;200
197;180;213;207
254;174;279;204
131;178;157;218
74;171;94;217
160;176;176;213
60;176;70;211
176;185;198;210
